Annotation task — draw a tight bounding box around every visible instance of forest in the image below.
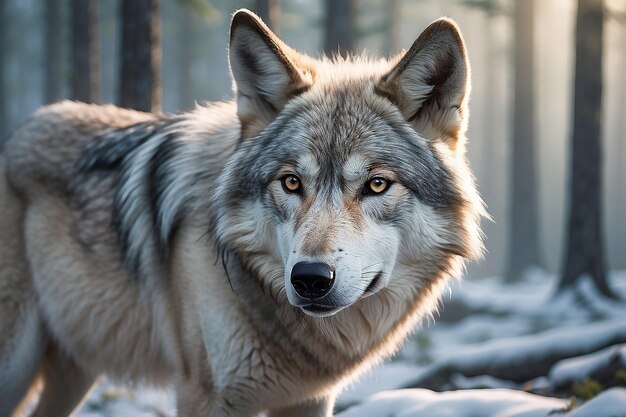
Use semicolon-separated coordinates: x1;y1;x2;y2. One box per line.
1;0;625;416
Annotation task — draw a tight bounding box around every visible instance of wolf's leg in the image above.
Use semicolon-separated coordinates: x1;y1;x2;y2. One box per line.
176;381;227;417
267;396;335;417
0;157;47;417
176;378;258;417
30;342;96;417
0;307;45;417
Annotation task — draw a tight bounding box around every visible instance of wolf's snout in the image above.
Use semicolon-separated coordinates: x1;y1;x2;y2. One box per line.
290;262;335;299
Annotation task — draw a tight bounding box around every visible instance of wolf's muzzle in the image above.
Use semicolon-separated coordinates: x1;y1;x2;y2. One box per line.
290;262;335;299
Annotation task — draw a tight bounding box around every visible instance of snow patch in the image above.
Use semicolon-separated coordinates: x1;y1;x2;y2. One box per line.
338;362;424;406
336;388;566;417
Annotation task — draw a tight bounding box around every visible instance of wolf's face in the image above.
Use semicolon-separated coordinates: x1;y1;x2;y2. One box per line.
212;11;484;317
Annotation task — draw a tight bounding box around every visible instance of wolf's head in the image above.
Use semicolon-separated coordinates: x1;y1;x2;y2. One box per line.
211;10;484;318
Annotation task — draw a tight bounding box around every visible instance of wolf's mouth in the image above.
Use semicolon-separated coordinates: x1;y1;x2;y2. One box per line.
300;303;345;317
301;304;337;313
364;271;384;295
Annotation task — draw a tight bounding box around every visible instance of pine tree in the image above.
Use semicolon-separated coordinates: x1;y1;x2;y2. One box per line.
324;0;355;57
119;0;161;112
0;0;6;143
44;0;63;104
256;0;280;34
559;0;615;298
71;0;99;103
505;0;541;282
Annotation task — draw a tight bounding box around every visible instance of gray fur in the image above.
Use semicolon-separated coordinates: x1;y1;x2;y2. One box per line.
0;10;484;417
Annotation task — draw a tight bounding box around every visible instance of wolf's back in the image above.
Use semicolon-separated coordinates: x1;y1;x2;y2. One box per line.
4;101;156;195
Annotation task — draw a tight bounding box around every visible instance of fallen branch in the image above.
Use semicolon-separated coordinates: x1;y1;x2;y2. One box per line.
403;320;626;390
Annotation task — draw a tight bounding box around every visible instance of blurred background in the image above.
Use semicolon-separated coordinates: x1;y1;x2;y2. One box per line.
0;0;625;286
2;1;626;414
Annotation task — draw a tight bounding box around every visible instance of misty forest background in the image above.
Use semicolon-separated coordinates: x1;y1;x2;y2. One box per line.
0;0;625;295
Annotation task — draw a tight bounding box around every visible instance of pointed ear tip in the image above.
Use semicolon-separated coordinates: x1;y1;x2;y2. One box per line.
431;18;465;39
433;17;461;28
422;17;467;55
230;9;262;31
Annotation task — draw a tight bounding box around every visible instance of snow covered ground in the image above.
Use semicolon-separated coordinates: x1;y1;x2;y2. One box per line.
337;387;626;417
70;270;626;416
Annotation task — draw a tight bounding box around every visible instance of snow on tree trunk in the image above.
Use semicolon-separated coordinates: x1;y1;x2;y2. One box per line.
404;320;626;390
119;0;161;112
505;0;541;283
558;0;614;298
71;0;99;103
549;344;626;395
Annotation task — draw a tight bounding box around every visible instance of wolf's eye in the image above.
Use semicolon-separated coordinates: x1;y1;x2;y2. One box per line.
281;175;301;193
365;177;390;195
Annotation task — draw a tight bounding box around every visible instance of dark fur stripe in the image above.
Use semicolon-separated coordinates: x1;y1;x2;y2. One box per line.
113;164;142;272
76;117;186;276
76;118;182;173
148;134;183;255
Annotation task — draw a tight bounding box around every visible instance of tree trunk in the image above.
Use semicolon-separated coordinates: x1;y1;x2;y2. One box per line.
71;0;99;103
177;8;194;111
616;19;626;263
119;0;161;112
481;14;495;212
384;0;400;55
558;0;613;297
0;0;6;144
505;0;541;282
324;0;355;57
44;0;63;104
256;0;280;34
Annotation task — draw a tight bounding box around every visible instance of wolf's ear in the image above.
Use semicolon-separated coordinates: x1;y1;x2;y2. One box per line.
229;9;315;137
376;18;470;151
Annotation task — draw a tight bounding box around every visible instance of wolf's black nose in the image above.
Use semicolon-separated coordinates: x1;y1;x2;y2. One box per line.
290;262;335;299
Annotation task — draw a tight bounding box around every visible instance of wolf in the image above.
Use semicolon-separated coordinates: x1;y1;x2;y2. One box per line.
0;9;483;417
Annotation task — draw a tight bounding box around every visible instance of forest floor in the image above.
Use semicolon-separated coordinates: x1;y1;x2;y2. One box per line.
70;270;626;417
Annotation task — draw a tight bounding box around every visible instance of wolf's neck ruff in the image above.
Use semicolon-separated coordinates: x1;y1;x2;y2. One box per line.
70;3;483;384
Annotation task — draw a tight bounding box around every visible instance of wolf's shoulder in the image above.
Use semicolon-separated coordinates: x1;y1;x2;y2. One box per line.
4;101;239;197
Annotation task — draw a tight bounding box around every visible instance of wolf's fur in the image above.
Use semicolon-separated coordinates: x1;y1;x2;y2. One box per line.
0;10;483;417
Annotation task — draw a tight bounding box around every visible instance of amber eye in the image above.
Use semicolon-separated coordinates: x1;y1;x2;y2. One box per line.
282;175;301;193
365;177;390;195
